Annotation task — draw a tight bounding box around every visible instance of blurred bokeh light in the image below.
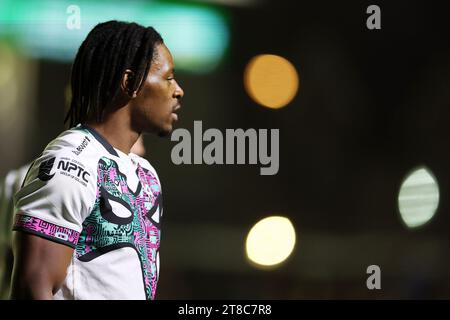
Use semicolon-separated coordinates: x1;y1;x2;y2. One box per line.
0;0;229;73
245;216;296;267
0;42;18;116
244;54;299;109
398;167;440;229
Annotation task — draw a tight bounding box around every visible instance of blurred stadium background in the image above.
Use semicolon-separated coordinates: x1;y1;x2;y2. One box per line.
1;0;450;299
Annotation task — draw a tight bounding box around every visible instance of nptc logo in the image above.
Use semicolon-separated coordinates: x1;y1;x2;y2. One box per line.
37;157;90;183
58;160;90;183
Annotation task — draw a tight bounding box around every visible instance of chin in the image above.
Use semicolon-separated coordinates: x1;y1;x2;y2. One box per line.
157;125;173;137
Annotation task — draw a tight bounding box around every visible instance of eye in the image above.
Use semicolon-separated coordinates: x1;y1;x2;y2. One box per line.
167;76;175;81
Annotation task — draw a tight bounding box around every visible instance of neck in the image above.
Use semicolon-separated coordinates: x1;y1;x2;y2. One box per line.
85;110;139;155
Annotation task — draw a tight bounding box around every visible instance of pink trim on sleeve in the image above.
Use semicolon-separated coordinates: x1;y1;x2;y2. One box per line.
13;213;80;248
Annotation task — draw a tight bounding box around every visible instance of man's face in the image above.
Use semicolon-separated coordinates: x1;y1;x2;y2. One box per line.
130;43;184;136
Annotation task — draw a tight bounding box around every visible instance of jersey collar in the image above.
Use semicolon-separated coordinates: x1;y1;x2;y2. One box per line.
80;124;120;158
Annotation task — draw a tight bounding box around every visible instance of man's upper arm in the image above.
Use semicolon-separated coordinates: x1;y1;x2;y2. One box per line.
10;229;74;299
10;148;97;299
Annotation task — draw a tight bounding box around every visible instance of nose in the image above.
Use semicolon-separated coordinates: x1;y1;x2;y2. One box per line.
174;81;184;101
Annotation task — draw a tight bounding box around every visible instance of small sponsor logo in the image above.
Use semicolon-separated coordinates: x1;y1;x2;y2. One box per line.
72;136;90;156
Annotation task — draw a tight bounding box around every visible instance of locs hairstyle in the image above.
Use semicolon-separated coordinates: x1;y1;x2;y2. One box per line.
65;20;163;127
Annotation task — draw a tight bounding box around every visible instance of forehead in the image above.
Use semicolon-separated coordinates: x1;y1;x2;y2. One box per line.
150;43;174;74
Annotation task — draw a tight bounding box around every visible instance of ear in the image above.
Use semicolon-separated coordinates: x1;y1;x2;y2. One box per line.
121;69;138;98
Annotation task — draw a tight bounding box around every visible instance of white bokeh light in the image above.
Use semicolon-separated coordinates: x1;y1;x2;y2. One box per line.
245;216;296;267
398;167;440;228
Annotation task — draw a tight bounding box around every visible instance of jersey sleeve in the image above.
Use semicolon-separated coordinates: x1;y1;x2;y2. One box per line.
12;149;97;248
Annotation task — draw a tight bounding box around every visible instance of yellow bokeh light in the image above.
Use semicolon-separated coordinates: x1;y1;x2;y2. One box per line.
245;216;296;268
244;54;299;109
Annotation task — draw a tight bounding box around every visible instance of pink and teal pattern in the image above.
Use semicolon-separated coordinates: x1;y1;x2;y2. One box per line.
76;157;162;300
13;214;80;247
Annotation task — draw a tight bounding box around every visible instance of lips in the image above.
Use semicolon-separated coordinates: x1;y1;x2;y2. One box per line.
172;104;181;112
172;104;181;121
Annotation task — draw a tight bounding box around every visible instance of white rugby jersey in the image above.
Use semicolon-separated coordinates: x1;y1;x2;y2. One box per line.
13;125;163;300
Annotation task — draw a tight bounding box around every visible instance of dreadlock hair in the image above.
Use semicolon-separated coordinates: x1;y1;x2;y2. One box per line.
65;20;164;128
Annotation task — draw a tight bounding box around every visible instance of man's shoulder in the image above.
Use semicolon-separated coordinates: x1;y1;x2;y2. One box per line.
45;127;91;153
21;128;103;189
17;128;100;199
41;127;102;166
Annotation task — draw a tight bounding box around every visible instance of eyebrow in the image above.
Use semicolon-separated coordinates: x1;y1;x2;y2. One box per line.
164;67;174;75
